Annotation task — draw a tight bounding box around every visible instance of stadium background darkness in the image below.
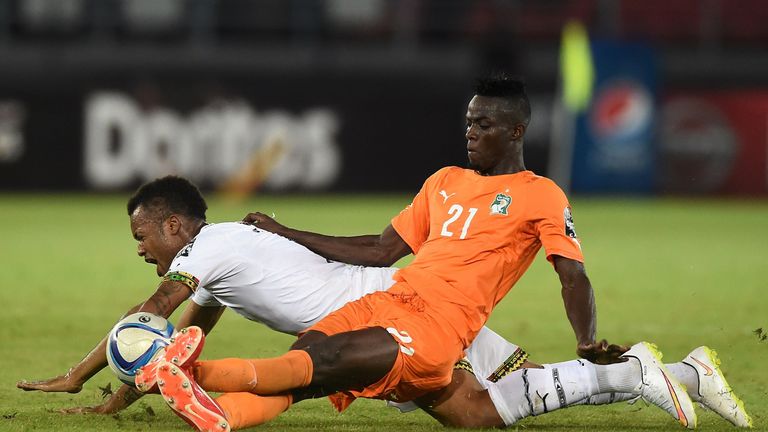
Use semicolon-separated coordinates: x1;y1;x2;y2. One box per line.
0;0;766;195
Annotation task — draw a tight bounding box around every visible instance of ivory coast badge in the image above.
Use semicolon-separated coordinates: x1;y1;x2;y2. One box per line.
490;193;511;215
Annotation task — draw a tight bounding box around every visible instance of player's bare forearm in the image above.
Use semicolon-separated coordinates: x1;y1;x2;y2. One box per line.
60;384;144;415
244;212;411;266
554;256;596;346
101;384;145;413
277;229;400;266
21;281;190;392
17;303;144;392
176;302;226;335
17;337;109;393
138;280;192;318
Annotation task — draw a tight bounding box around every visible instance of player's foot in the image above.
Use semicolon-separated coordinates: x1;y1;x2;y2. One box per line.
156;361;230;432
622;342;697;429
135;326;205;393
682;346;752;428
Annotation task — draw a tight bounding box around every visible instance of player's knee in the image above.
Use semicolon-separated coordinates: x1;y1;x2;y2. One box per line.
291;330;327;350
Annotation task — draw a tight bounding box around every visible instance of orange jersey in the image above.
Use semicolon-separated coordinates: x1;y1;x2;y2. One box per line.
391;167;583;344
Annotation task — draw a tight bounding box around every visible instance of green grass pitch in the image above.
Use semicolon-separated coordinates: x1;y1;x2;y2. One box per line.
0;193;766;431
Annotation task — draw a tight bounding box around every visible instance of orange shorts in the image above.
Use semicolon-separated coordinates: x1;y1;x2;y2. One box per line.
307;282;465;403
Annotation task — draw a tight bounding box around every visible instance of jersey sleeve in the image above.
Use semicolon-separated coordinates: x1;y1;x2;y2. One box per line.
391;170;441;254
165;234;244;293
533;181;584;264
190;287;223;307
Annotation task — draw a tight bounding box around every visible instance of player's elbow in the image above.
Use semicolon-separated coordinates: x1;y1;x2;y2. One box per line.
368;237;410;267
363;248;400;267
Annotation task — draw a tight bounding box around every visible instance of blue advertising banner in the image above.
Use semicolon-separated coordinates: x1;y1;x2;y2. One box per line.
570;41;657;193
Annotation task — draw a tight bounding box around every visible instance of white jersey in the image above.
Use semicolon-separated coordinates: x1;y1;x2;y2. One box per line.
167;222;398;335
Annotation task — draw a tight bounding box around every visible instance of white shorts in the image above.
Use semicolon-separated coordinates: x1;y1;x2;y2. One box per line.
387;326;526;412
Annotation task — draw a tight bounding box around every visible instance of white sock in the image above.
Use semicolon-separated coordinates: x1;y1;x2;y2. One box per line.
583;391;636;405
486;360;601;425
547;360;636;406
594;358;642;393
545;360;701;406
666;362;701;401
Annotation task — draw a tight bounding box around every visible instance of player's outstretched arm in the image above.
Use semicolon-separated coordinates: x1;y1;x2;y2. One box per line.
58;289;221;414
17;280;192;393
553;256;596;346
244;212;411;266
553;256;628;364
16;303;144;393
175;302;226;335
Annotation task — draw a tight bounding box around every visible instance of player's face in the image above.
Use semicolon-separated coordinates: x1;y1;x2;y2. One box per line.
130;206;181;277
465;95;520;174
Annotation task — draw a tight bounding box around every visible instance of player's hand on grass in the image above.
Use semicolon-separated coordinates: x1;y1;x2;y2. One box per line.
242;211;284;234
59;384;141;415
577;339;629;364
58;404;113;415
16;373;83;393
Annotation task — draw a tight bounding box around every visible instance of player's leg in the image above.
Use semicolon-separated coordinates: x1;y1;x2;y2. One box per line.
301;326;399;393
414;350;674;429
466;329;749;427
185;289;398;396
156;361;293;432
421;336;694;428
160;296;404;430
156;326;399;431
189;326;398;396
290;330;327;350
414;368;505;428
485;343;696;428
413;358;595;428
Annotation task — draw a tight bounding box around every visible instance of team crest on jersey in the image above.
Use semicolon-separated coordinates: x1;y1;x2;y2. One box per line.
490;193;512;215
564;207;578;239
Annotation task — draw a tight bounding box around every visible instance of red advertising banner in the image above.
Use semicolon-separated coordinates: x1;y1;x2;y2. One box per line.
661;91;768;195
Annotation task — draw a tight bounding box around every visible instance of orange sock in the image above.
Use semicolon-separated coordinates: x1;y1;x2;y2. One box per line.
215;392;292;429
193;350;314;394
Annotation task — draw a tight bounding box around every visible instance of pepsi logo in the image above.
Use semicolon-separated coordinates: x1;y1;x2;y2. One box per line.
590;80;653;139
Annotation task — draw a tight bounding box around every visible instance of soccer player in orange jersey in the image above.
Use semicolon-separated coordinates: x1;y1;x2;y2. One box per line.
142;75;700;431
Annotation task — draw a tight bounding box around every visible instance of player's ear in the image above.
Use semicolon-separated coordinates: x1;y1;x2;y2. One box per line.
511;123;526;140
166;214;181;235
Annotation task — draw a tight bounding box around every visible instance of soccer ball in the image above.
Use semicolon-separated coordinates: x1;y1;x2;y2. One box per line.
106;312;174;385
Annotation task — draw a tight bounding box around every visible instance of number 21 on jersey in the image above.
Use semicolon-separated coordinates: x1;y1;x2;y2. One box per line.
440;204;477;239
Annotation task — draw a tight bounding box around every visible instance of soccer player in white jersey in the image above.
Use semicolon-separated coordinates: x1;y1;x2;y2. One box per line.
17;176;751;429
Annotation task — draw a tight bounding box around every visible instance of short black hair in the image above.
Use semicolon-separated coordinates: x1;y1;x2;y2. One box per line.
127;176;207;222
474;73;531;125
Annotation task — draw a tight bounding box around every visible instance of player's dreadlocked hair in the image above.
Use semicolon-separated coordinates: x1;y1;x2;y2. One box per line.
127;176;207;222
474;73;531;126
